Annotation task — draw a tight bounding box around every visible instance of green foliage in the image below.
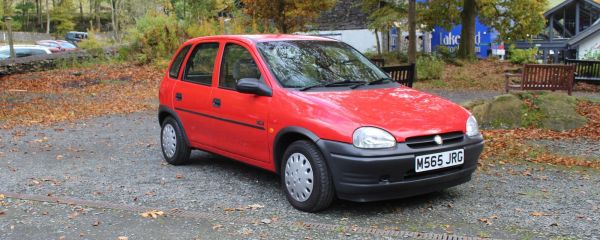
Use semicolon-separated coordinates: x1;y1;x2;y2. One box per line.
363;0;407;31
582;49;600;60
51;0;76;35
125;12;182;64
78;32;111;57
416;55;445;80
363;50;407;66
508;46;538;64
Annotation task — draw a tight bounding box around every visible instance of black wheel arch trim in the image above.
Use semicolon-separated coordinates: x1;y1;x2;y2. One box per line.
273;126;321;174
158;105;191;146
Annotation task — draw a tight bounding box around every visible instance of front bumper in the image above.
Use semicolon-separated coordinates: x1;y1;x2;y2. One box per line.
316;134;484;202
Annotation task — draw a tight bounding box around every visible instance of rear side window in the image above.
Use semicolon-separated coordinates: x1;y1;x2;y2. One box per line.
219;44;262;89
30;49;47;56
169;45;191;79
184;43;219;85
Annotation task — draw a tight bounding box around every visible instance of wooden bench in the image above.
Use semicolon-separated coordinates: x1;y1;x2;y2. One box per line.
505;64;575;95
381;64;415;88
565;59;600;82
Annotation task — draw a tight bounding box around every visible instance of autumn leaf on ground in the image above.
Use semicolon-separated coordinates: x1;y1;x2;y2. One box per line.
140;210;165;218
92;220;101;226
247;204;264;210
117;236;129;240
530;212;551;217
0;194;5;200
212;224;223;230
478;218;493;225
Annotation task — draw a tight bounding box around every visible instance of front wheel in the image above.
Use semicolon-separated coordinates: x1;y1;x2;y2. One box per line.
160;117;191;165
281;140;334;212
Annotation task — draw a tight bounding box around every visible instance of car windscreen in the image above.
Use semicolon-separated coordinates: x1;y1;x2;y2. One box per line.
256;40;388;88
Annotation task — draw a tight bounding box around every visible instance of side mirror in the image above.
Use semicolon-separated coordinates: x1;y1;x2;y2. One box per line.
235;78;272;97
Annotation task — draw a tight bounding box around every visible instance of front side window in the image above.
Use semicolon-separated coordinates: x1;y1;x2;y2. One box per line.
219;44;262;89
256;41;388;88
169;45;191;79
184;43;219;85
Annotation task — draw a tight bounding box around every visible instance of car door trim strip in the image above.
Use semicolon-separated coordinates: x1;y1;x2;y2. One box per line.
175;107;265;130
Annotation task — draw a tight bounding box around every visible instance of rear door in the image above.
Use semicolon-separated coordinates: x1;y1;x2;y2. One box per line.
209;42;272;163
172;42;220;146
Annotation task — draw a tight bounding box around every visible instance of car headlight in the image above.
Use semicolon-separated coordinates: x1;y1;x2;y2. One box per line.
352;127;396;149
466;115;480;137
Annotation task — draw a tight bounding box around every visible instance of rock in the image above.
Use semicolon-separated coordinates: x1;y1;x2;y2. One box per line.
537;93;587;131
466;92;588;131
470;94;524;129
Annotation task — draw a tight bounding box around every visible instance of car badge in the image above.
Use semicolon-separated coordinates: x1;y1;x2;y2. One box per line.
434;135;443;145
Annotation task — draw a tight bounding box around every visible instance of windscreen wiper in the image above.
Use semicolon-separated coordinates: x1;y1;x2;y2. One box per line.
350;77;393;89
299;80;367;91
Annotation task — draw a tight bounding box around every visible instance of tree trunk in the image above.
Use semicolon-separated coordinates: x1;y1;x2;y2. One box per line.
375;29;381;56
457;0;476;59
382;28;389;53
408;0;417;64
276;0;287;33
110;0;119;42
94;0;101;30
79;0;83;20
45;0;50;34
396;27;402;57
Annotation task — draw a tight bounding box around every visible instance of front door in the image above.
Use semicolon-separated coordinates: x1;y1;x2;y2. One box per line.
173;42;220;146
209;42;271;163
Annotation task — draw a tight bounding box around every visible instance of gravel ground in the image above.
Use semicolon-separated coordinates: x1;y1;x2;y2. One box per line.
1;110;599;239
529;139;600;159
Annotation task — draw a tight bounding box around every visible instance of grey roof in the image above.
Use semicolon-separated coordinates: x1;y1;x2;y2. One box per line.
568;21;600;46
544;0;600;17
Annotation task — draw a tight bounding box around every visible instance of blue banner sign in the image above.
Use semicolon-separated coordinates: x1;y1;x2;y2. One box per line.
431;18;497;58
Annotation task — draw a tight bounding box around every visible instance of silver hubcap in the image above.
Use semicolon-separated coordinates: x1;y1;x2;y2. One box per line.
162;124;177;158
285;153;314;202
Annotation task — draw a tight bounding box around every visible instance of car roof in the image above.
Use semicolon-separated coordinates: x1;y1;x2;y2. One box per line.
183;34;336;45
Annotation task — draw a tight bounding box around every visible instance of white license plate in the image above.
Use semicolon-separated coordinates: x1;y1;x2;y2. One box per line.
415;149;464;173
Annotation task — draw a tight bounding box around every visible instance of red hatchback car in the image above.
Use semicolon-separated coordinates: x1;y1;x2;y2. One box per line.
158;35;484;212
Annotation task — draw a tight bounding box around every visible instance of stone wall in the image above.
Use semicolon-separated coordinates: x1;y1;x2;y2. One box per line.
0;48;116;76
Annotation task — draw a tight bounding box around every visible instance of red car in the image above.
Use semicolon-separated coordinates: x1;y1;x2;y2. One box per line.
158;35;484;212
36;40;78;53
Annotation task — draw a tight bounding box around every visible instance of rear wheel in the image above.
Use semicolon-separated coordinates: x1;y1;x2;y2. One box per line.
161;117;191;165
281;140;334;212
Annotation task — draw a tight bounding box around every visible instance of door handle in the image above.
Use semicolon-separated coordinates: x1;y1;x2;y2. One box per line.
212;98;221;108
175;93;183;101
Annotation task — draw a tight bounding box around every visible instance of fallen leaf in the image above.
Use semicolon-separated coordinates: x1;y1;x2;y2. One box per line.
0;194;4;200
117;236;129;240
0;211;5;216
175;174;184;179
478;218;492;225
92;220;101;226
261;218;272;224
530;212;549;217
140;210;165;218
247;204;264;210
212;224;223;230
56;155;64;160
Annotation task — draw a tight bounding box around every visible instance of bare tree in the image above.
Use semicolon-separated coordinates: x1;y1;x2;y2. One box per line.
45;0;50;34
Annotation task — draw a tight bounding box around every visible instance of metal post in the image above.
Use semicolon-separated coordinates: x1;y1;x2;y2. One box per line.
4;16;16;64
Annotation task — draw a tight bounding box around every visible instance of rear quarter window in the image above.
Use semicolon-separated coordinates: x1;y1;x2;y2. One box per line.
169;45;191;79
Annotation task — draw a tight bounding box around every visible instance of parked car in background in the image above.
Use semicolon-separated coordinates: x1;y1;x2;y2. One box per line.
0;45;52;60
36;40;78;52
158;35;484;212
65;31;88;44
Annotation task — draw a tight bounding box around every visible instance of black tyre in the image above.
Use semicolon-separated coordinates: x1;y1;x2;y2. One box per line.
281;140;334;212
160;117;191;165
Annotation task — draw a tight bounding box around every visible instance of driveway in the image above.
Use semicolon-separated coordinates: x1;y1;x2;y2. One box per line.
1;110;598;240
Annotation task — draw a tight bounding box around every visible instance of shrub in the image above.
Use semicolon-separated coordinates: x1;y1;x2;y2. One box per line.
582;50;600;60
124;12;183;64
508;46;538;64
77;31;110;57
416;55;445;80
